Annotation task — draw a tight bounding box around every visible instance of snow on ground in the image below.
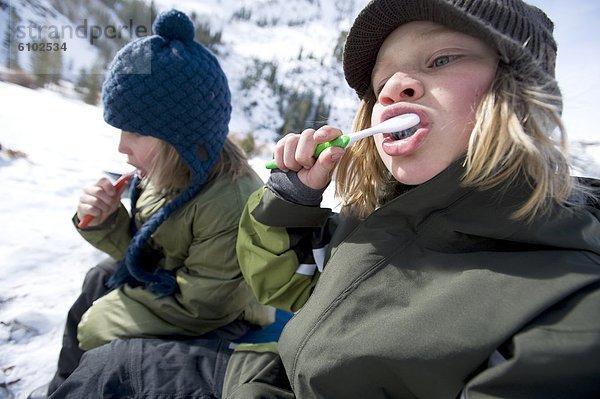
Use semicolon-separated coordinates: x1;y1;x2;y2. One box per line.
0;81;126;398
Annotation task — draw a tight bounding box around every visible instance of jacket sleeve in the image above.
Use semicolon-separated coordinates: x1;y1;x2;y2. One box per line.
73;205;131;260
236;186;335;312
463;281;600;398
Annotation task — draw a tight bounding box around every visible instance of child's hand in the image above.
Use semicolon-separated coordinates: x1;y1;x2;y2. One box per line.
272;125;345;190
76;177;128;227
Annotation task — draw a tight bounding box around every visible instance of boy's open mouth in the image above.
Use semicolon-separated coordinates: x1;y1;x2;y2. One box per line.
391;124;420;140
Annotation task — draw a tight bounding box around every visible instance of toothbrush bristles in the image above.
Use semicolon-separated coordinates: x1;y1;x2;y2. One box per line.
392;125;419;140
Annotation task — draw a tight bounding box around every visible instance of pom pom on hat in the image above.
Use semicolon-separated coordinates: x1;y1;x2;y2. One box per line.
152;9;195;43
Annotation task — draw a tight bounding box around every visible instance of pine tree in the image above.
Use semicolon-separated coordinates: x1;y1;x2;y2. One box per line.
77;62;104;105
30;39;63;87
240;133;257;157
333;30;348;62
5;6;21;70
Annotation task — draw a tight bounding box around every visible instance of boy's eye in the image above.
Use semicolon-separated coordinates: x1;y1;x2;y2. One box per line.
432;55;453;67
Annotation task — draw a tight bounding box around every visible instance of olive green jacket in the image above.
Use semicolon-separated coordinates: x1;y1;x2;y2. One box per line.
234;161;600;398
75;172;274;351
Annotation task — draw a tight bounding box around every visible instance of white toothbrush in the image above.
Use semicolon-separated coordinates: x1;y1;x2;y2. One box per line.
265;113;420;169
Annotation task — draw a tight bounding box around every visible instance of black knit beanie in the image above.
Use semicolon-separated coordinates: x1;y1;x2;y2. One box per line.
343;0;560;103
102;9;231;296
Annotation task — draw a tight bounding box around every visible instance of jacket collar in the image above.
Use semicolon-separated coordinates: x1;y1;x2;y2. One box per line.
371;158;600;256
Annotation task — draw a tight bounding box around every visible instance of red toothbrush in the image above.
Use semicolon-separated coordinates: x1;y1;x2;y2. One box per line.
77;171;136;228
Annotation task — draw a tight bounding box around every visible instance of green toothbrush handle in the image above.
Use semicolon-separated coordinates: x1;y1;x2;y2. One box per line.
265;135;350;169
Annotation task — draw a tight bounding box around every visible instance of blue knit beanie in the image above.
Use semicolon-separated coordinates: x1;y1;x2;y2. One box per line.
102;9;232;296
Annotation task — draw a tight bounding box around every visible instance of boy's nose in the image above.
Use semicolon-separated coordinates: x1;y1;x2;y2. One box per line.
378;72;424;106
117;131;131;154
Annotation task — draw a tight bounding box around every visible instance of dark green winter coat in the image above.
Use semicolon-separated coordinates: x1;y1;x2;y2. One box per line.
75;172;274;350
235;161;600;398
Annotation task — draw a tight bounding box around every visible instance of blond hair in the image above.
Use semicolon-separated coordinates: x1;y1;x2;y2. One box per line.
147;137;254;192
335;62;580;221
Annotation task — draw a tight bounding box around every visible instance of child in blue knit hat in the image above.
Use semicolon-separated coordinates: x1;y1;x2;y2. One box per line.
41;9;275;398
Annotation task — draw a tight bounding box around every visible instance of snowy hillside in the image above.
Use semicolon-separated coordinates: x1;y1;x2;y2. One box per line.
146;0;370;141
3;0;600;147
1;0;366;144
0;82;127;398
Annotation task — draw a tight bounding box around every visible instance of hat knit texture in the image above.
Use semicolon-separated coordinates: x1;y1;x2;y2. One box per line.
102;9;232;296
343;0;559;101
